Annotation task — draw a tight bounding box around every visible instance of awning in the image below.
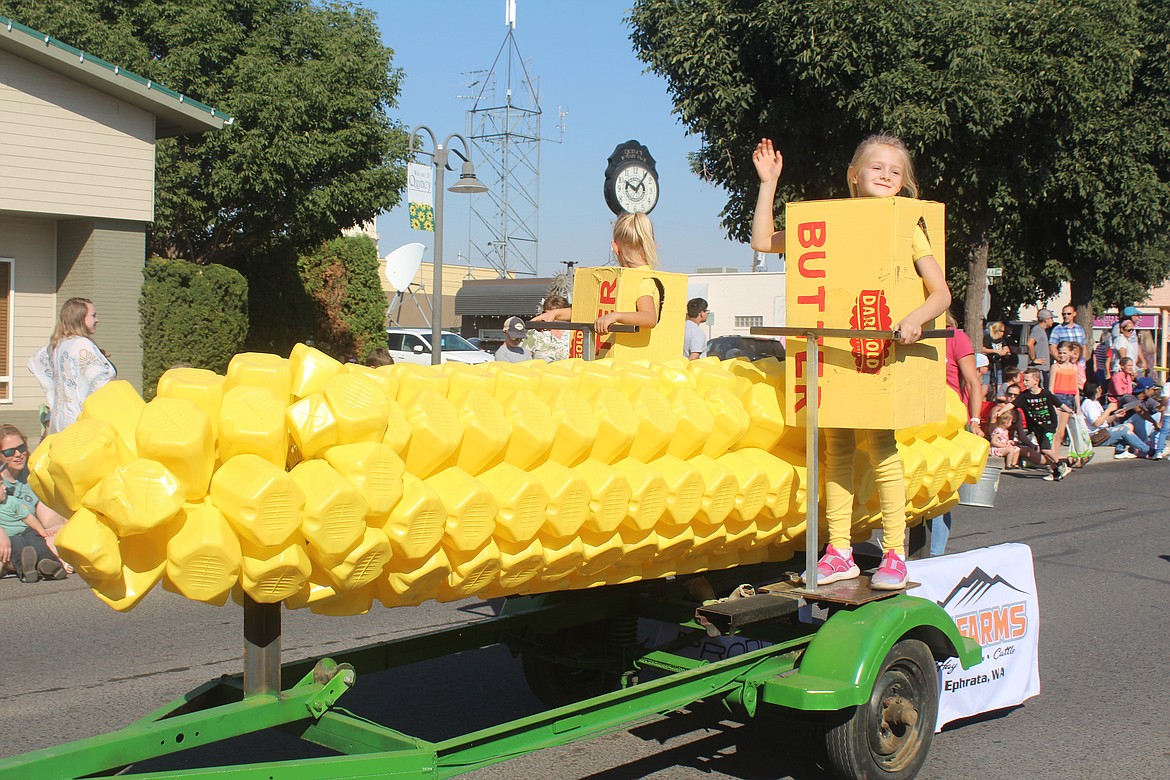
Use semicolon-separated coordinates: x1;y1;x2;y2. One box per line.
454;278;557;316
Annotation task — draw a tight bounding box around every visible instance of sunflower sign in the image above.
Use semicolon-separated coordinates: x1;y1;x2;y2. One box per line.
407;162;434;232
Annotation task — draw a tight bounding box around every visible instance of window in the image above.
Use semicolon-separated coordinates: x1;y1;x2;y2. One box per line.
734;315;764;329
404;334;428;353
386;332;405;351
0;259;10;402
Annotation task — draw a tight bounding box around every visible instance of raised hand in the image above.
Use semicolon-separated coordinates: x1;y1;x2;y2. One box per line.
752;138;784;184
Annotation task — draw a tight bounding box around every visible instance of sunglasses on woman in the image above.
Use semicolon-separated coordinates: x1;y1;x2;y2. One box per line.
1;443;27;457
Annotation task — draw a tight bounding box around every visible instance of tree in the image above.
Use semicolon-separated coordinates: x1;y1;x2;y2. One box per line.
298;234;387;362
0;0;410;266
627;0;1170;342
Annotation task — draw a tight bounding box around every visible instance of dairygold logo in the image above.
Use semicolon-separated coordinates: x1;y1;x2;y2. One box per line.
850;289;892;373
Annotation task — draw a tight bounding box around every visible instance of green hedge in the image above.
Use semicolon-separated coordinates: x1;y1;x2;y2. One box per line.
297;234;387;361
140;258;249;398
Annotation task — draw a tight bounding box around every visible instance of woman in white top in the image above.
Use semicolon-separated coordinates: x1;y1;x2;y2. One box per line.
29;297;116;434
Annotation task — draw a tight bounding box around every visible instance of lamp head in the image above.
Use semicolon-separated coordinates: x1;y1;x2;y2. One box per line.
449;161;489;194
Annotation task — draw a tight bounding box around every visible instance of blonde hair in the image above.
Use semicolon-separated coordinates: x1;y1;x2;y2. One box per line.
50;297;94;349
847;135;919;198
612;213;659;269
988;320;1005;337
992;407;1014;429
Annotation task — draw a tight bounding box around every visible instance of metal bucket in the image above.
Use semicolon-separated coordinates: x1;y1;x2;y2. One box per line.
958;465;1001;508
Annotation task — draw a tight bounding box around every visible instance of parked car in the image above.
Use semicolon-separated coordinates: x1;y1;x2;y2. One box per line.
706;335;786;362
385;328;493;366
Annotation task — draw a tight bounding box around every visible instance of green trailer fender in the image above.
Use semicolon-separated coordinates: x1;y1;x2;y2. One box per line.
761;594;981;711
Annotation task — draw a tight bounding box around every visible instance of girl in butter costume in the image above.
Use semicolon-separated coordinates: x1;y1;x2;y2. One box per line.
534;212;661;335
750;135;951;589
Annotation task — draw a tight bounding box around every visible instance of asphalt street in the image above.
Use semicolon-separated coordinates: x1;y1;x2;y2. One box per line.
1;451;1168;779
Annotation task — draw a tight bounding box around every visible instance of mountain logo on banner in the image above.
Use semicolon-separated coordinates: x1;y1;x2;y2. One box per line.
939;567;1031;648
937;566;1028;609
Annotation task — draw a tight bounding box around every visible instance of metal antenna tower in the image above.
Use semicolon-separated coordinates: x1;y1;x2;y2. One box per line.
463;1;562;277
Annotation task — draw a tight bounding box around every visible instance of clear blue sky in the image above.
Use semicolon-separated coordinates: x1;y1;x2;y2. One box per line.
368;0;755;278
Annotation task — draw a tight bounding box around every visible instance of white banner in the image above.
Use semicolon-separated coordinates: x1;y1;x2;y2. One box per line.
406;162;434;232
907;542;1041;730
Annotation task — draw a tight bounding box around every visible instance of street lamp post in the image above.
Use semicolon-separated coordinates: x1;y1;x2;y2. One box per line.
407;126;489;365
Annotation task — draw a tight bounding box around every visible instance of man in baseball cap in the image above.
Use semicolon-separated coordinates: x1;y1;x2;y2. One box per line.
1027;309;1055;379
495;316;534;363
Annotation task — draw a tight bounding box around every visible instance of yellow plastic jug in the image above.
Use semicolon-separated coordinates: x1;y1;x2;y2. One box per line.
611;458;668;533
46;419;132;511
426;467;498;552
78;380;145;456
53;506;122;585
381;397;413;457
453;389;511;475
164;500;242;606
155;368;226;441
628;387;676;462
701;387;751;458
135;397;215;500
534;534;585;583
501;390;555;470
239;540;312;603
733;381;786;452
401;389;463;478
665;386;714;460
225;352;292;400
285;392;339;459
530;460;591;539
218;385;288;467
443;362;498;399
288;459;368;562
380;473;446;560
323;372;390;444
82;458;186;537
210;453;306;547
323;441;406;519
377;547;450;607
323;526;391;591
690;454;739;527
477;461;548;544
546;388;599;468
715;451;769;528
492;537;544;592
649;454;704;527
289;343;344;398
95;527;171;612
440;539;501;600
394;363;450;405
589;387;637;464
573;459;632;535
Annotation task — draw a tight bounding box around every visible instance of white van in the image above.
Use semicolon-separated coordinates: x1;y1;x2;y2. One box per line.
385;328;493;366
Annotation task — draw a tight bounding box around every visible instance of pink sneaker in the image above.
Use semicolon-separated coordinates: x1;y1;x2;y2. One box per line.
803;544;860;585
870;550;908;590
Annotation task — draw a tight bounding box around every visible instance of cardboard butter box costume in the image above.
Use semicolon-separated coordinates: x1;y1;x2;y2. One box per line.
569;266;688;363
785;197;946;430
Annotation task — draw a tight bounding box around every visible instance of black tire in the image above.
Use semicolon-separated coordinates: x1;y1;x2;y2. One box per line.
520;619;621;708
824;638;939;780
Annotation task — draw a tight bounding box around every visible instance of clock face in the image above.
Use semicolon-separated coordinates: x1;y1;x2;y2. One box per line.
614;164;659;214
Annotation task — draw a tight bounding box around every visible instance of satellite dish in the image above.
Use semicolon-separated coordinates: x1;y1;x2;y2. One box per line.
384;243;426;291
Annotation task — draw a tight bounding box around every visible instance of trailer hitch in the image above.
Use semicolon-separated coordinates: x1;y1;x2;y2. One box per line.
304;659;356;718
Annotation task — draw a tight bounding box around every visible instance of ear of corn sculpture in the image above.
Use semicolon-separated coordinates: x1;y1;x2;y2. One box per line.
38;345;988;614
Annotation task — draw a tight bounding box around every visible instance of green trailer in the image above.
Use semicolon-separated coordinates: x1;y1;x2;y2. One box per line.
0;556;979;780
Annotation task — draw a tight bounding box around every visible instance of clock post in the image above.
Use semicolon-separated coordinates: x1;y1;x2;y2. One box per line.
603;140;660;215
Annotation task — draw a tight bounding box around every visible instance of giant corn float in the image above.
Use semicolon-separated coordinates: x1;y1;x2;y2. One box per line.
36;344;986;616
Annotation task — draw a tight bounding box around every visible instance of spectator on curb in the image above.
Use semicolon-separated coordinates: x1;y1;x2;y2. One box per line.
1027;309;1054;382
1111;319;1136;375
1049;305;1086;362
1013;367;1074;480
527;295;571;362
365;347;394;367
0;425;68;582
981;320;1014;394
684;298;709;360
1080;381;1151;459
1091;330;1112;386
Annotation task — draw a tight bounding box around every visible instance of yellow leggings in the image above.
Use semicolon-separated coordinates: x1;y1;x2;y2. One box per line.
824;429;906;555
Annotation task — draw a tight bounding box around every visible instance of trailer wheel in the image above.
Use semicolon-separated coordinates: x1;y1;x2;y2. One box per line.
521;619;621;708
824;638;938;780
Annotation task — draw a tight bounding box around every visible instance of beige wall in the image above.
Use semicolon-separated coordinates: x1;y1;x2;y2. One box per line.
0;215;57;433
378;259;511;329
0;49;155;222
57;219;145;392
